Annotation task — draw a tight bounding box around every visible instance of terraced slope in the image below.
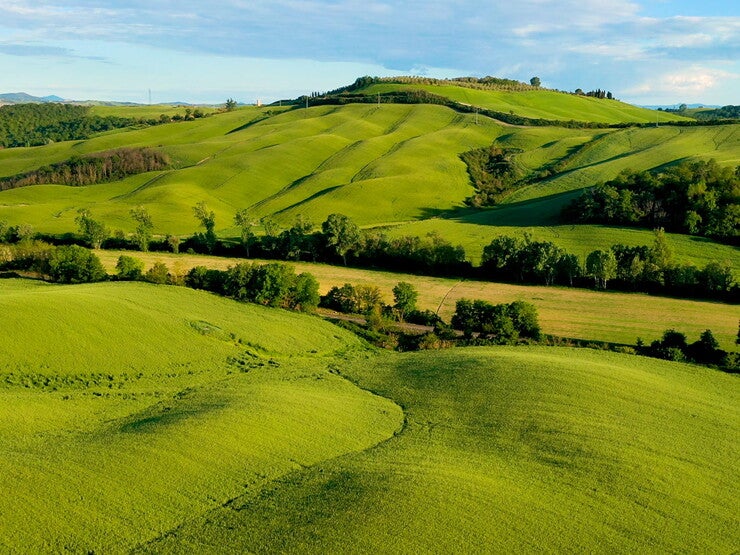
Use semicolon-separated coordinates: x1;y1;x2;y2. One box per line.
147;347;740;553
358;82;693;123
0;280;402;552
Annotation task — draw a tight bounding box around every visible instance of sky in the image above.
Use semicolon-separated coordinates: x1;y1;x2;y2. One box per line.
0;0;738;106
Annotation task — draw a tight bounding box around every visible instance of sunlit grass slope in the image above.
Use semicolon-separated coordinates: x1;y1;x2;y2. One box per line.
148;346;740;554
0;104;501;232
360;82;693;123
0;280;402;552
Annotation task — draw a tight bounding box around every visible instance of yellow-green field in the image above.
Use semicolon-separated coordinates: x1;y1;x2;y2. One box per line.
96;250;739;350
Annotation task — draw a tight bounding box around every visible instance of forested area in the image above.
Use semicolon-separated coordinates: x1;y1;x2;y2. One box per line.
461;146;522;206
563;159;739;241
0;148;171;190
0;103;138;148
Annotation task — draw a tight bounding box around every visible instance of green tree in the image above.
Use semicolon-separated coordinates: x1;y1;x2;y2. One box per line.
393;281;418;320
322;213;361;266
116;255;144;281
193;201;217;253
144;261;169;284
47;245;106;283
586;249;617;289
75;208;108;249
130;206;154;252
530;76;541;87
234;208;255;257
290;272;320;312
225;98;238;111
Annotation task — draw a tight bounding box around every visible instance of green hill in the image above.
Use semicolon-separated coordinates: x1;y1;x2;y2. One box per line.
357;81;693;124
146;347;740;553
0;280;402;552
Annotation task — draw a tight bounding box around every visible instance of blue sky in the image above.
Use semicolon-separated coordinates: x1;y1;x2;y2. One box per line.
0;0;737;105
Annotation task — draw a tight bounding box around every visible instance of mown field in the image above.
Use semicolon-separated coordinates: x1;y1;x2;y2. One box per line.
146;347;740;553
0;280;402;552
95;250;740;350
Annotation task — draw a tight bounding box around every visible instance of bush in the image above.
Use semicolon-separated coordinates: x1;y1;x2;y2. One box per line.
144;261;169;284
47;245;106;283
115;255;144;280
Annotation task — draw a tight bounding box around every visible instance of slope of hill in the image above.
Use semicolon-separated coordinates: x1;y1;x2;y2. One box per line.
0;103;735;239
147;346;740;553
0;279;402;552
356;82;693;124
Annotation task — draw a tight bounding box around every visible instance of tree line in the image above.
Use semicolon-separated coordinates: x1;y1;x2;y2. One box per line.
0;148;171;191
1;206;736;303
563;159;739;242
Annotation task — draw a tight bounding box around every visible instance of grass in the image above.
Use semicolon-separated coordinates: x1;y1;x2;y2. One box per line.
96;250;740;350
145;346;740;553
0;279;402;552
359;82;694;123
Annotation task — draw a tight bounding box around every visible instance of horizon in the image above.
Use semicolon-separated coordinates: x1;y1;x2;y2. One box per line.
1;1;738;106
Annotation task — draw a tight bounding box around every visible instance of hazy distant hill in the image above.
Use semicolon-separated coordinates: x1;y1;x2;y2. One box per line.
0;92;67;104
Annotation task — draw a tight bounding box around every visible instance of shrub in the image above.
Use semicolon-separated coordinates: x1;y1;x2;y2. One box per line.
144;262;169;284
47;245;106;283
116;255;144;280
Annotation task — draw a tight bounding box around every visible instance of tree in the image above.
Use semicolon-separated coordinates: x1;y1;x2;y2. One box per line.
193;201;217;253
166;235;180;254
225;98;238;111
290;272;320;312
144;261;169;284
322;213;361;266
586;249;617;289
75;208;108;249
116;255;144;280
530;76;541;87
234;208;255;257
393;281;418;320
130;206;154;252
47;245;106;283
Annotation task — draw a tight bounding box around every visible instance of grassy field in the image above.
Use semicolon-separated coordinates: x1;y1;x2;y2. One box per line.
359;82;693;123
0;279;402;552
146;347;740;553
96;250;740;350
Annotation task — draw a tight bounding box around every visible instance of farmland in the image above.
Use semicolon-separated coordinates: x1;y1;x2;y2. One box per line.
0;76;737;552
145;347;740;553
95;250;740;350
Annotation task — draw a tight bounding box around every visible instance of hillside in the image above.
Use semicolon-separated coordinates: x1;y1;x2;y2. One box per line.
356;81;693;124
0;279;402;552
147;347;740;553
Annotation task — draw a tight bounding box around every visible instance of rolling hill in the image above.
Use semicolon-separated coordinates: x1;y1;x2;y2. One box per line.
146;347;740;553
0;279;402;552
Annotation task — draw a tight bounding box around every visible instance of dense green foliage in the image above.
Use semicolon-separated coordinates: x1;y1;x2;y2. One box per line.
461;145;521;206
451;298;541;342
564;159;739;240
0;103;138;148
47;245;106;283
0;148;170;190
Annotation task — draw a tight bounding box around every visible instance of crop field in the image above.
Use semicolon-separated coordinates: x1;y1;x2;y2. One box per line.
0;280;402;552
358;82;693;123
146;347;740;553
95;250;740;350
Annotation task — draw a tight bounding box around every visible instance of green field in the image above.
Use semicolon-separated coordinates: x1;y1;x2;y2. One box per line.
359;82;693;123
0;280;402;552
146;347;740;553
95;250;740;350
1;280;737;552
